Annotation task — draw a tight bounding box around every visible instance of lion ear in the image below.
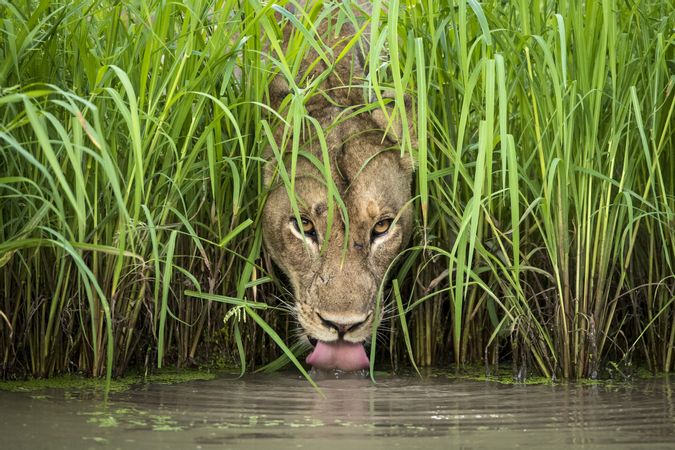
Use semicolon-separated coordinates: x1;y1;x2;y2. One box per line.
371;94;417;174
263;152;276;188
263;145;286;188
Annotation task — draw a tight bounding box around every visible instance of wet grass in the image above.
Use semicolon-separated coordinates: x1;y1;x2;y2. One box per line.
0;0;673;388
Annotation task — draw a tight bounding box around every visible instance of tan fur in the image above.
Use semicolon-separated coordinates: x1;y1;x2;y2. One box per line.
262;6;413;344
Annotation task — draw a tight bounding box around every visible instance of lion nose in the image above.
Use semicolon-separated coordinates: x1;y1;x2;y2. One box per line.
318;314;368;338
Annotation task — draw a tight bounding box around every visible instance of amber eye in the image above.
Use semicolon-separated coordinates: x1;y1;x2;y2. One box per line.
292;217;317;238
372;218;392;238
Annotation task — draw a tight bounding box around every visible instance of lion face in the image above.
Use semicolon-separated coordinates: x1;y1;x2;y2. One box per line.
262;113;413;369
260;9;413;370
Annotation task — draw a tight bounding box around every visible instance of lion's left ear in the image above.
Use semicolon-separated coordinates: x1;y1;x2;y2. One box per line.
263;149;276;188
371;95;417;174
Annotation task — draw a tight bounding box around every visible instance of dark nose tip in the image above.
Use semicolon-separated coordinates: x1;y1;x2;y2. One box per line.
319;315;368;338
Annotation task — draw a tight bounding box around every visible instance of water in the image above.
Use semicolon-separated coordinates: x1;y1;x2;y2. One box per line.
1;372;674;449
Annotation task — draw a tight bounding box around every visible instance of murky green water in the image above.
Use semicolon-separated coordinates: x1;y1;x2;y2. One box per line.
1;372;673;449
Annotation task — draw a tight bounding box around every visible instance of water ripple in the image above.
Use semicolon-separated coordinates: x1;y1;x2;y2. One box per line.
1;374;674;449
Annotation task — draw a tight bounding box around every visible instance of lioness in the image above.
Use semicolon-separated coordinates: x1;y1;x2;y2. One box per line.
262;5;413;371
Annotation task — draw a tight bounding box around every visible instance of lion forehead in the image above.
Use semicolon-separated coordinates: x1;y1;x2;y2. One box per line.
344;152;411;214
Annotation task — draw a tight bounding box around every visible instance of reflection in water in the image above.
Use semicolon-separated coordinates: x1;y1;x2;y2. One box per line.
1;373;674;449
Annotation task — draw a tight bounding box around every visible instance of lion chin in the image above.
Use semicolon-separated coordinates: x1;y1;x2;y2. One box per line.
261;7;414;372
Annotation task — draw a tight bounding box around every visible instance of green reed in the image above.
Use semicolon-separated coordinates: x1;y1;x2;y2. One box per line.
0;0;672;386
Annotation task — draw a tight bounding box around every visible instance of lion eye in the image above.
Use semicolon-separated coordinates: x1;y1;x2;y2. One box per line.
293;217;317;238
372;219;392;238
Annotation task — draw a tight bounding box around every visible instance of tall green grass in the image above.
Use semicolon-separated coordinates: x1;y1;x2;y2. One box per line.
0;0;673;383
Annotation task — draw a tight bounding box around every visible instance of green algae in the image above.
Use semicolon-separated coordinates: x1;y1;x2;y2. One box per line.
0;375;128;393
463;373;554;386
0;369;216;393
451;365;664;386
150;415;182;432
378;365;555;385
29;394;51;400
80;407;186;431
87;415;119;428
142;370;216;385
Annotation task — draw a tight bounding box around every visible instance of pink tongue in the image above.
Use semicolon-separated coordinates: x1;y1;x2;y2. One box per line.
306;341;370;371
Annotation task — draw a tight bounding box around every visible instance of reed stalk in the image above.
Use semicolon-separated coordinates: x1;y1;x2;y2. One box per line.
0;0;672;382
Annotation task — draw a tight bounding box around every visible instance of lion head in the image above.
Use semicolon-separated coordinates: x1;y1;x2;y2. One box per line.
261;10;413;371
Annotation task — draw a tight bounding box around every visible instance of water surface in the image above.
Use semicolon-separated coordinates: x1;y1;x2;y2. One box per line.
1;372;673;449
